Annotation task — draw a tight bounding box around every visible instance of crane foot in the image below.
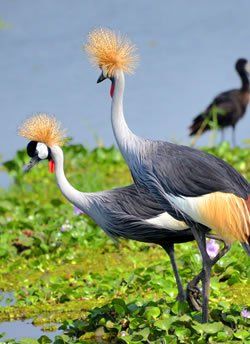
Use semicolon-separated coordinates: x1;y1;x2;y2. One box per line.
186;283;202;311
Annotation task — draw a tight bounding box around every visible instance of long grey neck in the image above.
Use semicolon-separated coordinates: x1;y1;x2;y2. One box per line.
51;146;93;214
239;70;250;92
111;70;143;163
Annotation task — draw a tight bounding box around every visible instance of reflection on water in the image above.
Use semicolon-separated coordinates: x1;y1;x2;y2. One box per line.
0;319;62;340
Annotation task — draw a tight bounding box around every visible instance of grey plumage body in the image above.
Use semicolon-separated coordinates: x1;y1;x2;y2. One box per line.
48;145;197;302
129;139;249;211
86;183;193;244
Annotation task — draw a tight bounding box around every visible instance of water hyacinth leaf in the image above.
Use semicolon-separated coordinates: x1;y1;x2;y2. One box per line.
217;331;230;342
192;322;224;335
53;338;67;344
144;306;161;320
19;339;39;344
171;300;190;315
154;319;172;331
105;320;115;329
138;327;150;339
174;327;192;341
165;287;177;298
79;331;96;340
234;330;250;340
37;336;52;344
112;298;127;309
130;334;144;342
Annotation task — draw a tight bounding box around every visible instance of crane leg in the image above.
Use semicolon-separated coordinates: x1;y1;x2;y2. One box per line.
187;228;231;322
189;226;211;322
186;270;203;311
161;243;186;302
187;234;230;312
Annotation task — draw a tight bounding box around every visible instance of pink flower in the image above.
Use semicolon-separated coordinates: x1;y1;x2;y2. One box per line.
60;220;72;232
73;205;84;215
241;309;250;319
206;239;220;258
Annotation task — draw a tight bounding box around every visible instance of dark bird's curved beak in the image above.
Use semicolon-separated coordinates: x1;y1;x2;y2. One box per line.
23;155;40;173
97;72;107;83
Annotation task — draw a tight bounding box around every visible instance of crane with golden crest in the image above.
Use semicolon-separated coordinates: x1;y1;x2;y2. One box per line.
19;113;214;306
84;28;250;322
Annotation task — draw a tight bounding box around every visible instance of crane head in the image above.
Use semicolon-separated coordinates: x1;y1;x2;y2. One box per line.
236;58;250;75
24;141;53;173
85;28;138;76
97;70;115;97
85;28;138;98
18;114;67;174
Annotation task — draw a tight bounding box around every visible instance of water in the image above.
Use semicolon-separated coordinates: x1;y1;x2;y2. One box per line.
0;293;61;340
0;320;62;340
1;0;250;187
0;291;15;307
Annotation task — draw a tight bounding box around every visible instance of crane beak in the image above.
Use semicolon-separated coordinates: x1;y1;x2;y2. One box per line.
97;72;107;83
23;155;40;173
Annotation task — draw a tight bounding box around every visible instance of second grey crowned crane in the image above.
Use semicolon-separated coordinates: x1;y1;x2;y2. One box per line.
85;28;249;322
19;114;201;303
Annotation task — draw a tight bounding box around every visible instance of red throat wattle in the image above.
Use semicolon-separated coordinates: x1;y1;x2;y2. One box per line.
49;160;55;173
110;83;115;98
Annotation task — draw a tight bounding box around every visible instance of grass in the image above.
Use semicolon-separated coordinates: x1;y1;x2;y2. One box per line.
0;142;249;343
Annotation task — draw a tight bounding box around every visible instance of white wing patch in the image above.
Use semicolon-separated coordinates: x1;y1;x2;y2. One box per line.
167;194;206;225
146;212;188;230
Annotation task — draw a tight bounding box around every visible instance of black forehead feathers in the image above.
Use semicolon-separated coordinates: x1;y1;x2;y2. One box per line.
27;141;37;157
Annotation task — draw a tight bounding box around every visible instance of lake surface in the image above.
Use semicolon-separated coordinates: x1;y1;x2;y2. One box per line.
0;291;15;307
0;319;62;340
0;292;62;340
1;0;250;187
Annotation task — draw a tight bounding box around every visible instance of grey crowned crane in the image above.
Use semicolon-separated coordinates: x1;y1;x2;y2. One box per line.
19;113;206;304
189;58;250;146
85;28;250;322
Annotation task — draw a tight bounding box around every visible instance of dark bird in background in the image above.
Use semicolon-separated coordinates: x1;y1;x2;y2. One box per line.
189;58;250;146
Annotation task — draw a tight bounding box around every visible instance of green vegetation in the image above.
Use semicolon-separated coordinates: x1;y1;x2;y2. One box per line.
0;142;249;343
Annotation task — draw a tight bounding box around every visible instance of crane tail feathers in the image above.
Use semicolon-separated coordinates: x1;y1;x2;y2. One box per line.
189;113;209;136
197;192;250;244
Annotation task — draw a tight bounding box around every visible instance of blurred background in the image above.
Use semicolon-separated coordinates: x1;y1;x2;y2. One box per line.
1;0;250;187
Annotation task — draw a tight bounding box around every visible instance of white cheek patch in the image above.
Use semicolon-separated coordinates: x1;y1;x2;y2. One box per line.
37;142;48;160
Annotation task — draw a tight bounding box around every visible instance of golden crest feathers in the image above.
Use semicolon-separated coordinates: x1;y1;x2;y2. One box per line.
18;113;66;147
84;28;138;76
